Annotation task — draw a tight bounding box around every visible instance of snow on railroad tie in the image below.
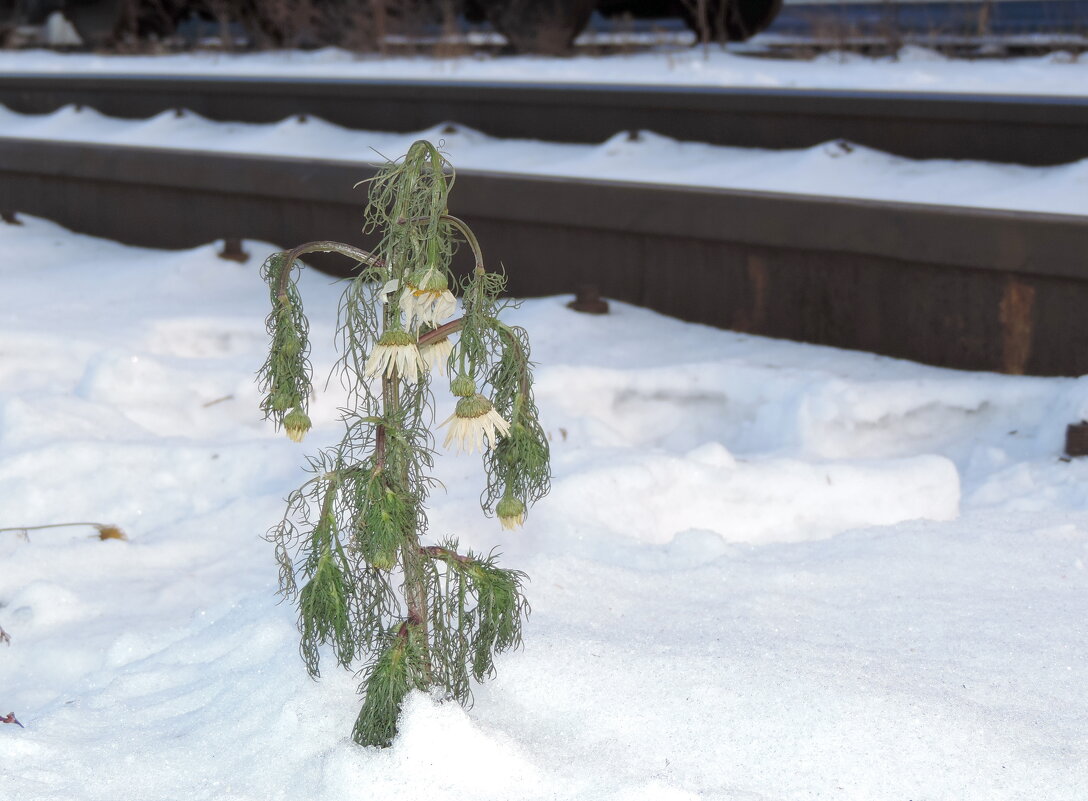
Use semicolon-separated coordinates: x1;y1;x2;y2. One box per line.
0;45;1086;96
2;217;1087;800
0;104;1086;216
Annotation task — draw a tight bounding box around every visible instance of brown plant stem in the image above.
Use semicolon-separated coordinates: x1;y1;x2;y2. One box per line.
419;318;531;401
382;358;432;681
417;317;463;347
420;545;473;564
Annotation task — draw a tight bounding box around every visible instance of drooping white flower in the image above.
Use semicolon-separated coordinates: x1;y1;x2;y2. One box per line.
439;393;510;454
399;267;457;330
364;329;426;382
419;334;453;376
496;496;526;530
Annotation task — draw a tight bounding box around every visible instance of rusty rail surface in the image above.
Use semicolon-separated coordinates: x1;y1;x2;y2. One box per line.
0;137;1085;375
0;74;1087;165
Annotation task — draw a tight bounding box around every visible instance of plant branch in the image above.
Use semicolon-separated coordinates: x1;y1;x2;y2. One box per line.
275;241;384;301
418;317;464;347
419;317;530;398
420;545;473;564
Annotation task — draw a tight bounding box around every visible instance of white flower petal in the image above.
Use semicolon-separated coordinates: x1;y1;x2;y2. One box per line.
379;279;399;302
364;342;426;382
439;405;510;454
420;336;454;375
401;286;458;330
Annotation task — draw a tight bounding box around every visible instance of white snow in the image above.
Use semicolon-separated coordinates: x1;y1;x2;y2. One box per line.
1;215;1087;799
0;44;1086;96
3;104;1087;216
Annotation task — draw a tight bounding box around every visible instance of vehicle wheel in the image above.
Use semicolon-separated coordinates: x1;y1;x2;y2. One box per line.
62;0;124;46
477;0;597;54
63;0;187;47
677;0;783;42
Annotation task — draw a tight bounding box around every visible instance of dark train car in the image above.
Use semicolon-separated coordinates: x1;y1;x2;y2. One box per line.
5;0;1079;51
1;0;784;50
473;0;784;49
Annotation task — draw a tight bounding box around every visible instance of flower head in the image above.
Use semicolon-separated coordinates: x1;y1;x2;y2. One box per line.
400;267;457;330
284;408;312;443
419;334;453;376
439;394;510;454
496;496;526;530
365;329;426;382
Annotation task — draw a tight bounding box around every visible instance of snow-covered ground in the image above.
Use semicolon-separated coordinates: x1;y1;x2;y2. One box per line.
1;216;1086;800
0;44;1086;95
3;104;1087;216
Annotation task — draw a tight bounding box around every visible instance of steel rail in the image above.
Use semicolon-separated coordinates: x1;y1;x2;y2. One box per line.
0;74;1086;165
1;136;1085;376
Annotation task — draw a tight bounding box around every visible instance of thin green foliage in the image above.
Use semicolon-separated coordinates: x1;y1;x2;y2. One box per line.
352;621;430;748
259;252;313;440
258;140;550;747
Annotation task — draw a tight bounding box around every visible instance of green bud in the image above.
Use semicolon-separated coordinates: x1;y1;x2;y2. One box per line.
280;331;302;358
370;549;398;572
284;408;312;443
360;485;409;570
450;374;477;398
496;496;526;530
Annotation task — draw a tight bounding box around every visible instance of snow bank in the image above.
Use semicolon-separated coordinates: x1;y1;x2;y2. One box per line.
1;216;1086;800
544;445;960;545
2;106;1086;215
0;44;1085;96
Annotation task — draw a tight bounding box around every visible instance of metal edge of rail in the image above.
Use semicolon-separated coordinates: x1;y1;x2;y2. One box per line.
0;74;1086;165
0;136;1086;376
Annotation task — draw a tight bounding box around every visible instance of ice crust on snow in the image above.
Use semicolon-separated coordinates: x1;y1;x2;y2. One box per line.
0;217;1086;799
1;105;1086;216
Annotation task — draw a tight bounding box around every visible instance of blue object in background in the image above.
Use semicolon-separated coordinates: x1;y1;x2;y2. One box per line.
769;0;1088;37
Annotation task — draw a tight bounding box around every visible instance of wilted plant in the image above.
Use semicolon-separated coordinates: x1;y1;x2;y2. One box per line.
259;140;550;747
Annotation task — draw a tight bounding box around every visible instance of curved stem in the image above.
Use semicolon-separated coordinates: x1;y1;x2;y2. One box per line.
275;241;384;302
418;317;530;397
399;215;485;274
418;317;464;348
440;215;485;274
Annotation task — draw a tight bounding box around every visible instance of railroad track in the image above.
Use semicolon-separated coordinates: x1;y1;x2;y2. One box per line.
0;75;1085;375
1;74;1087;165
1;135;1085;376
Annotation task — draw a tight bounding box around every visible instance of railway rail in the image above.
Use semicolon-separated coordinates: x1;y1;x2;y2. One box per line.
1;136;1085;376
1;74;1087;165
